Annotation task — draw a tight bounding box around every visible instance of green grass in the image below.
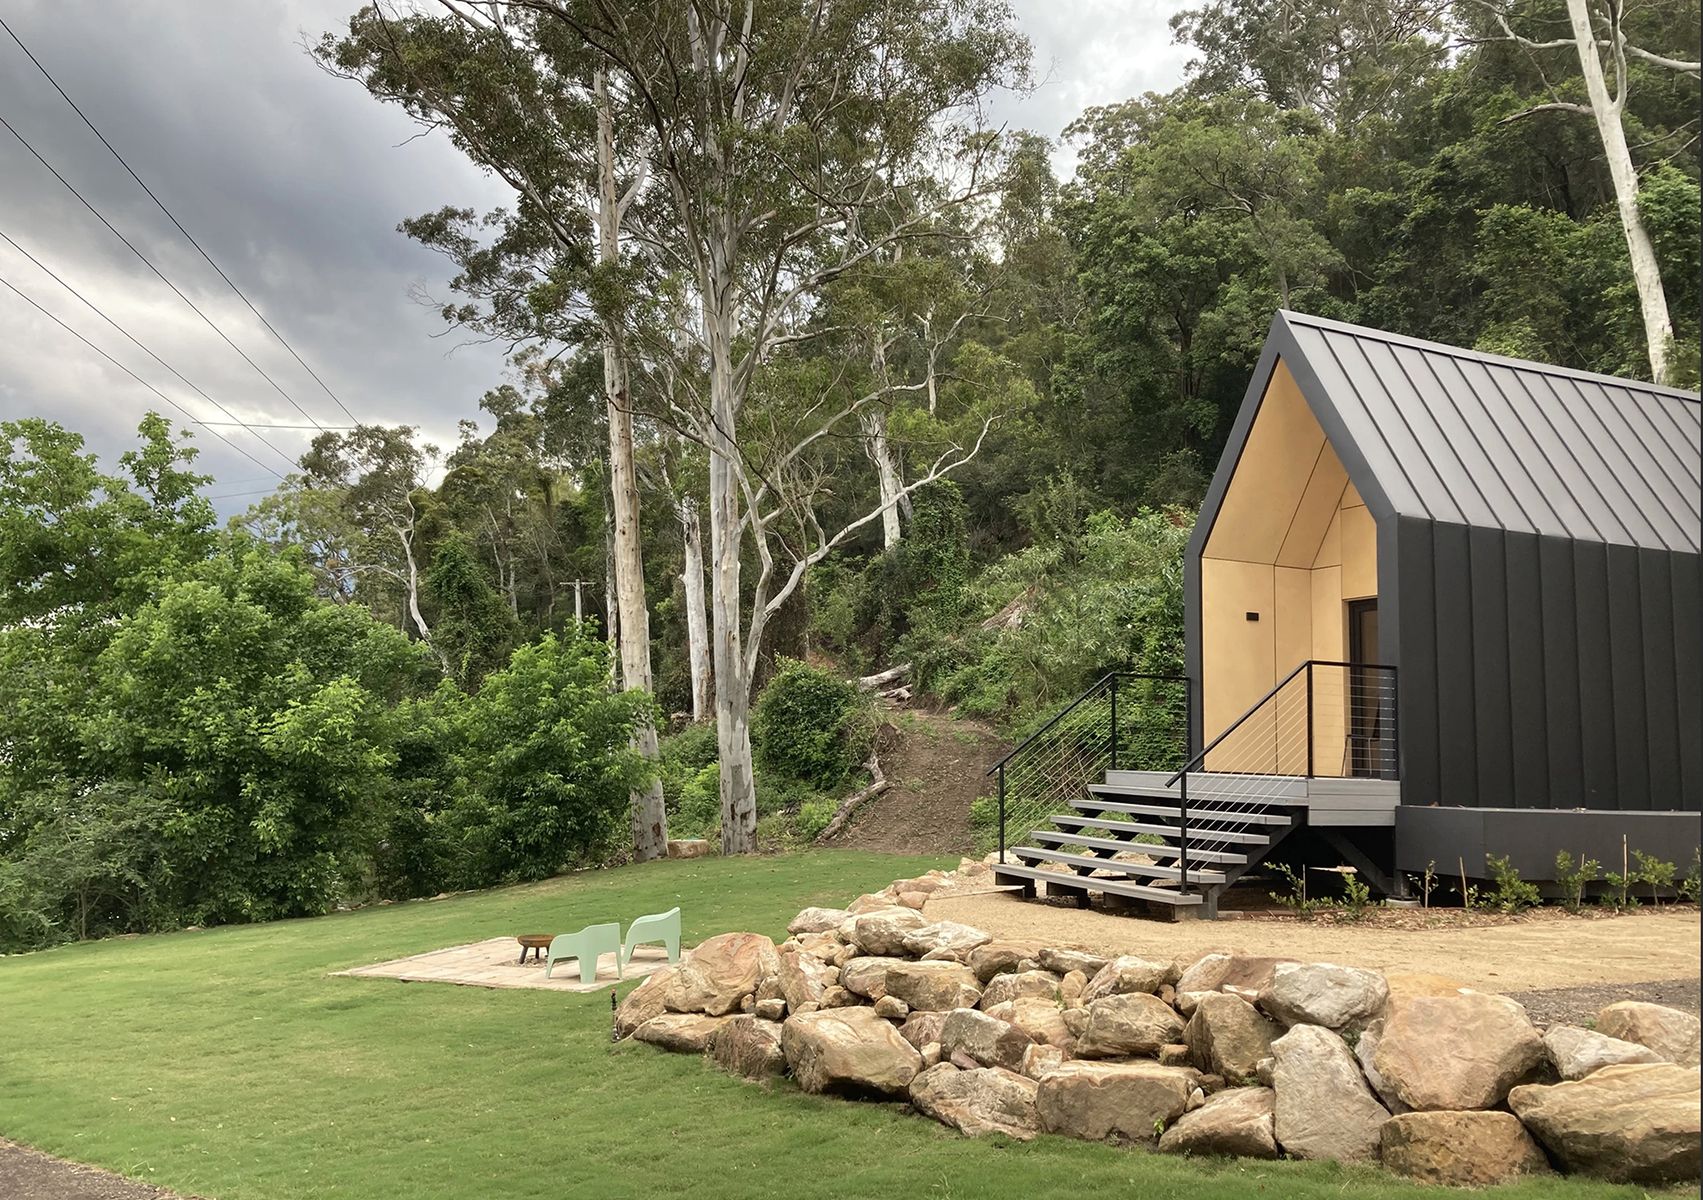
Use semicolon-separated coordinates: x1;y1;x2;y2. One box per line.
0;850;1674;1200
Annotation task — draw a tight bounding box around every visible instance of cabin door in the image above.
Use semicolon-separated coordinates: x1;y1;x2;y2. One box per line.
1346;600;1384;777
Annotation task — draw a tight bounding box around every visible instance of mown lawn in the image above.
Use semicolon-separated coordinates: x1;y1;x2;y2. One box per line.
0;850;1677;1200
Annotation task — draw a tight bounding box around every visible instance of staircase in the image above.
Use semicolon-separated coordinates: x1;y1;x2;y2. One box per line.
987;662;1397;920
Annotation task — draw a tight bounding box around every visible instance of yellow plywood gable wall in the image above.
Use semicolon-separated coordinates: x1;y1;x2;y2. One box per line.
1200;360;1377;760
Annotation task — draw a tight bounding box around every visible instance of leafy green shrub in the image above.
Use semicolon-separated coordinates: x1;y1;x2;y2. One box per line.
1338;870;1374;922
795;798;838;842
1485;854;1540;913
752;658;867;789
1554;851;1600;914
1681;849;1702;905
1270;863;1326;919
1632;850;1677;907
1602;869;1639;910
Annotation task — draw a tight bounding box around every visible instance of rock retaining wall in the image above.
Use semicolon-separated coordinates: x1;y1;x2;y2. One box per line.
619;859;1701;1187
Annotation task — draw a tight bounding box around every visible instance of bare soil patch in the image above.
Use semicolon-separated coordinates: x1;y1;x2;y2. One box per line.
0;1139;192;1200
823;706;1006;855
924;890;1701;997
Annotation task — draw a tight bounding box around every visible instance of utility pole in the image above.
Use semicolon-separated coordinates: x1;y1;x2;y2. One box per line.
565;579;592;624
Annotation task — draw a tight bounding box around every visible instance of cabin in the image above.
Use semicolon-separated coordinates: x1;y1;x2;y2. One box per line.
992;312;1701;917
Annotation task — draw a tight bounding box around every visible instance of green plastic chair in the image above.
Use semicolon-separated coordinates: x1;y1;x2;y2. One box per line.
620;906;682;969
545;922;621;982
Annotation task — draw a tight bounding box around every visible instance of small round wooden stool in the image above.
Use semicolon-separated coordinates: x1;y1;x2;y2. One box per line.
516;933;553;965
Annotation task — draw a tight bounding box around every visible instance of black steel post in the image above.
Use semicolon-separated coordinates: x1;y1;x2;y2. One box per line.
1178;770;1190;893
1305;660;1315;778
1109;675;1119;772
997;763;1007;865
1387;666;1400;780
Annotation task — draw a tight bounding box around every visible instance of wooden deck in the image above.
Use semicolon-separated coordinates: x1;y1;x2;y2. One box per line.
1104;769;1401;827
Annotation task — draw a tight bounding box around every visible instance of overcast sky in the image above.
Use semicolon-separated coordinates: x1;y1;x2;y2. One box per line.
0;1;1190;515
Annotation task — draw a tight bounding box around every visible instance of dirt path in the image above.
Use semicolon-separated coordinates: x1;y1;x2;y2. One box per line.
924;891;1702;999
0;1140;191;1200
824;707;1007;855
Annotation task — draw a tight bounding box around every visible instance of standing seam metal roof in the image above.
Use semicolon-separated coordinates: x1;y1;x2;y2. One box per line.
1275;311;1702;553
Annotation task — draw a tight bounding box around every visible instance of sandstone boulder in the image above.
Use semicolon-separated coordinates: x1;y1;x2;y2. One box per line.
850;907;931;956
664;932;779;1016
782;1007;924;1097
1036;1061;1195;1144
908;1063;1041;1140
1157;1086;1277;1160
969;940;1045;983
1383;971;1470;1004
1371;991;1543;1110
1058;969;1086;1006
899;1009;949;1050
776;947;837;1012
1545;1023;1664;1080
1509;1062;1701;1184
902;921;993;961
1258;962;1388;1031
1081;955;1170;1003
884;961;983;1011
1380;1110;1550;1187
1270;1023;1388;1162
1175;954;1295;1016
666;838;709;858
979;969;1062;1009
847;891;898;914
1596;1001;1701;1067
615;966;679;1039
839;955;909;1001
940;1007;1034;1071
788;906;851;935
754;997;787;1022
1075;991;1186;1058
634;1012;733;1053
1039;946;1110;977
709;1016;786;1080
873;995;910;1020
1003;996;1076;1051
1020;1043;1067;1080
1185;991;1280;1080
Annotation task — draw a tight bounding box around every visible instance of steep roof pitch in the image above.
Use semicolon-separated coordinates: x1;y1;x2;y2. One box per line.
1205;311;1702;554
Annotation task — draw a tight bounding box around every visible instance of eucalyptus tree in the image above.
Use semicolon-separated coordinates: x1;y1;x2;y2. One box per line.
320;6;672;859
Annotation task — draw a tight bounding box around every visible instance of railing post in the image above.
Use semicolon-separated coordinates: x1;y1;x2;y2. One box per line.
1109;674;1119;772
1178;770;1190;894
997;763;1007;865
1305;660;1315;778
1387;665;1400;780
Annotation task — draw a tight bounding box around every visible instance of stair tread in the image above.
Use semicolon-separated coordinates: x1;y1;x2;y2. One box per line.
1068;797;1294;825
1088;782;1306;808
1031;830;1247;864
1051;815;1270;845
992;863;1204;905
1012;846;1229;885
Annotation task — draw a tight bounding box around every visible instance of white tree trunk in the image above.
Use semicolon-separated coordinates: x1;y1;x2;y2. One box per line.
1566;0;1674;384
861;407;904;550
596;68;668;860
397;522;450;676
679;492;712;722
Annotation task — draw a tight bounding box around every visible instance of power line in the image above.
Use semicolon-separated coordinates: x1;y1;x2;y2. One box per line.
203;487;282;501
0;271;283;480
198;422;354;430
0;225;303;473
0;111;331;433
0;16;362;427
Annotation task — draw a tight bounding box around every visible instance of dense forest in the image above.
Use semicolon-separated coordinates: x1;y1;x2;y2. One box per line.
2;0;1697;949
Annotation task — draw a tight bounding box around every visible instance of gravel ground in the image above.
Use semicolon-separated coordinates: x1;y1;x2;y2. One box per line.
0;1140;192;1200
1504;976;1701;1027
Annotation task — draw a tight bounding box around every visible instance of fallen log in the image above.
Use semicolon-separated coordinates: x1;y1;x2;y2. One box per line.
815;752;889;842
856;663;912;691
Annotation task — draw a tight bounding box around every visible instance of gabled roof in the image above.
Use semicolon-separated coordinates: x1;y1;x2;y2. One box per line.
1199;311;1702;555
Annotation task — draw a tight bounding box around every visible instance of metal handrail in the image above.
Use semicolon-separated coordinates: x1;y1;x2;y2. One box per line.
984;671;1189;776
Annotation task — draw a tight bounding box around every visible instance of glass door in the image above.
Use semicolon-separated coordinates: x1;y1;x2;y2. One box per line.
1346;600;1382;777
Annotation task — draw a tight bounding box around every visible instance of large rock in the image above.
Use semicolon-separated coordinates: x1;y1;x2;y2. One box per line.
1157;1086;1278;1159
664;932;779;1016
1596;1001;1701;1067
615;966;679;1039
1258;962;1388;1031
1075;991;1186;1058
908;1063;1041;1140
884;961;983;1011
788;906;851;935
1185;992;1280;1081
776;947;837;1012
709;1016;786;1080
1036;1061;1195;1144
902;921;993;962
1383;972;1470;1003
1270;1024;1389;1162
633;1012;733;1053
1381;1110;1550;1186
940;1008;1034;1071
979;970;1062;1009
1509;1062;1702;1184
1081;955;1170;1003
782;1007;924;1098
1021;1043;1068;1080
1370;991;1543;1110
839;955;909;1000
1002;996;1076;1050
1545;1023;1664;1080
899;1010;949;1050
1175;954;1295;1015
850;907;931;956
1039;946;1110;977
969;940;1045;983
